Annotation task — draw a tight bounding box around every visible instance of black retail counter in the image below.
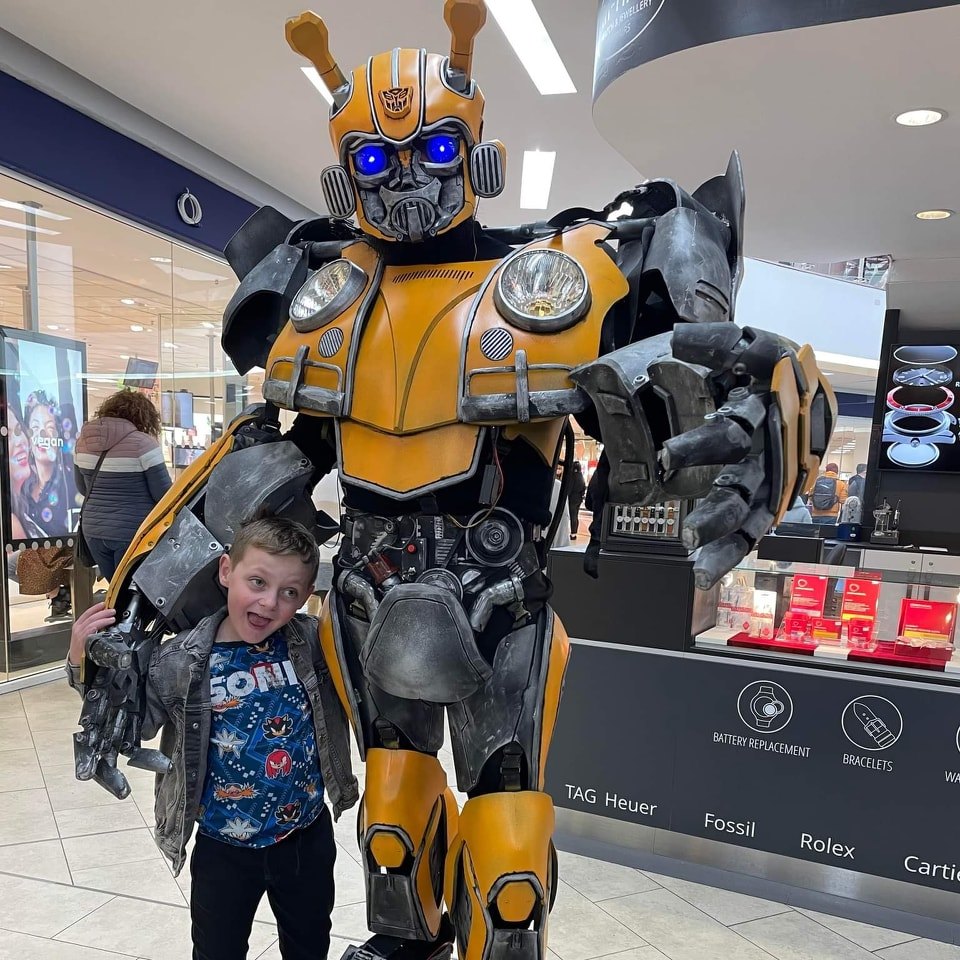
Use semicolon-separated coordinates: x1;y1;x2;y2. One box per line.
544;545;960;943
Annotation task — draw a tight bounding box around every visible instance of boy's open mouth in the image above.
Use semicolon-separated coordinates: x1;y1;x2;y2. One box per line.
248;613;272;630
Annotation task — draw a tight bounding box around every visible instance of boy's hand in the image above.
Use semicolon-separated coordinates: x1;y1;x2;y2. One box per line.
69;602;116;667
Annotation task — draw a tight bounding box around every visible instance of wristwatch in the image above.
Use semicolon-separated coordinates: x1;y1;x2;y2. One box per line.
750;684;785;728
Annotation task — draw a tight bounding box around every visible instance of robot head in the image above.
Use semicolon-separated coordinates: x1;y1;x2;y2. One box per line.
286;2;506;243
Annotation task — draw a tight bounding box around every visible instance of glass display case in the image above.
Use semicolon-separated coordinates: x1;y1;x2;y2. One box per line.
696;548;960;678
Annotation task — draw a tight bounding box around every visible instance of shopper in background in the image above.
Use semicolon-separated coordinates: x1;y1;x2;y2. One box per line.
847;462;867;502
74;389;171;580
781;496;812;525
567;460;586;539
810;462;847;525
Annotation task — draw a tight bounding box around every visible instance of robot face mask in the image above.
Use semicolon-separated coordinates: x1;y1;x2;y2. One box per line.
286;4;505;244
346;126;468;243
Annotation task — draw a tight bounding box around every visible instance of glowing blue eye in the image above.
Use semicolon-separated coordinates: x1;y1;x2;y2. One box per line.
354;144;389;176
424;135;459;164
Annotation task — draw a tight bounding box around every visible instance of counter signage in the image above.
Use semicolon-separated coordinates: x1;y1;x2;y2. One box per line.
790;575;829;616
547;644;960;894
897;599;956;644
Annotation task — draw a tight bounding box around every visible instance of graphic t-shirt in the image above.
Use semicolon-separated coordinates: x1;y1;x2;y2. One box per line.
198;632;324;847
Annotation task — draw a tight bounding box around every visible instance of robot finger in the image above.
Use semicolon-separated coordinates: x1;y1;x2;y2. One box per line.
92;753;131;800
681;487;751;550
660;418;752;472
693;532;752;590
125;747;174;775
672;324;787;382
712;456;764;500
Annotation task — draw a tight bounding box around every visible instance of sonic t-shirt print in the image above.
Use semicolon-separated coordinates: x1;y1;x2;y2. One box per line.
198;632;324;847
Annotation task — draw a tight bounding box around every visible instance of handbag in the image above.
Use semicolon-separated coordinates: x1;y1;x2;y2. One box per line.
74;449;109;569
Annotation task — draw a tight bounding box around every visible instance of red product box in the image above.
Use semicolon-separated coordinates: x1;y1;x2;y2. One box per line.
897;599;957;646
790;575;829;617
811;617;843;642
841;578;881;622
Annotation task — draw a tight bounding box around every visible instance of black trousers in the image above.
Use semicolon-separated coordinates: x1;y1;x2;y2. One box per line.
190;805;336;960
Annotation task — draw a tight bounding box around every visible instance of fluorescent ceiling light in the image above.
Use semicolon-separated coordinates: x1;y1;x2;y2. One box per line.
916;209;953;220
120;354;130;360
0;218;59;236
120;297;137;305
163;341;178;349
896;108;945;127
130;324;144;332
149;256;173;264
485;0;576;95
0;198;70;221
0;264;12;270
202;321;216;329
520;150;556;209
301;67;334;105
47;324;60;330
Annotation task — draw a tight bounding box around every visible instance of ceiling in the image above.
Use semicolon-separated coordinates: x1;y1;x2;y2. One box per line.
2;0;940;393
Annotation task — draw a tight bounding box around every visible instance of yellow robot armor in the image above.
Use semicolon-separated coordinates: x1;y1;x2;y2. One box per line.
286;3;505;243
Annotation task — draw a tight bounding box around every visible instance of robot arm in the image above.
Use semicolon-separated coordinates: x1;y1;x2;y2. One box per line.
73;404;339;797
571;156;835;588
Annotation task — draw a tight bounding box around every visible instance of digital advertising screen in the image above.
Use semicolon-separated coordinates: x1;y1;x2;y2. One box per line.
161;389;194;430
881;343;960;473
0;327;87;547
119;356;159;391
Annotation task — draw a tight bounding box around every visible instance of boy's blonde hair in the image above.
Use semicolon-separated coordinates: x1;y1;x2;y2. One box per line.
229;515;319;583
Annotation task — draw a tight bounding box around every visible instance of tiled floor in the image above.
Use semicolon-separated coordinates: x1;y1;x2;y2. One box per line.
1;679;957;960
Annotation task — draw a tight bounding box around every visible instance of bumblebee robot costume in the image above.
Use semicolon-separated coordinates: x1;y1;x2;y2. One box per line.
72;4;836;960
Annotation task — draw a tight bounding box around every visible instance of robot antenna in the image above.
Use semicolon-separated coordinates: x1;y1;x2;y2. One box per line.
444;0;487;91
285;12;348;103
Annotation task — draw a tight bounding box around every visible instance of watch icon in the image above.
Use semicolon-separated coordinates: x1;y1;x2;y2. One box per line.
750;685;785;728
737;680;794;734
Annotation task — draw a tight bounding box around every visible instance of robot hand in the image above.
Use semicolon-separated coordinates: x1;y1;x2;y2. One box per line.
665;322;835;588
73;591;172;800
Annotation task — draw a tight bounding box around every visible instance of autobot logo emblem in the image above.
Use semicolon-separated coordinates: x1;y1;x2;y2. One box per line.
379;87;413;118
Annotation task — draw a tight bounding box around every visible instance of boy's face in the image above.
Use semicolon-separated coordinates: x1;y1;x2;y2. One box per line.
218;546;314;645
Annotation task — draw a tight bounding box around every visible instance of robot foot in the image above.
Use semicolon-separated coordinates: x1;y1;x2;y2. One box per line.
339;918;455;960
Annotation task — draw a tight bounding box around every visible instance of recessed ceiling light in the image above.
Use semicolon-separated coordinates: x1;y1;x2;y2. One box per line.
300;66;334;105
485;0;576;95
520;150;556;209
0;264;12;270
120;354;130;360
896;108;945;127
202;321;216;329
0;198;71;221
163;341;178;350
916;209;954;220
47;324;60;330
149;256;173;264
130;324;145;332
120;297;137;305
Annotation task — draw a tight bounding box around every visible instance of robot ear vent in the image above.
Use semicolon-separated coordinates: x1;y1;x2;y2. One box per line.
470;142;505;199
321;165;356;219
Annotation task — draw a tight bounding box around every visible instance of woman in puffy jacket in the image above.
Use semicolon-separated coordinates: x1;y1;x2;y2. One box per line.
74;390;171;580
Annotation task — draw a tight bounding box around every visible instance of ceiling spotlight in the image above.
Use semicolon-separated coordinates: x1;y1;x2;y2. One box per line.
130;324;144;332
916;209;954;220
120;297;137;305
46;324;60;331
896;108;945;127
202;321;216;329
149;256;173;264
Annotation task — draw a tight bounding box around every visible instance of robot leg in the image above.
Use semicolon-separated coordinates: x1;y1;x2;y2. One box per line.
445;609;570;960
323;594;456;957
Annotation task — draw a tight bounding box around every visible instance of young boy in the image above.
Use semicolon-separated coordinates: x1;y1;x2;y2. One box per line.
68;516;358;960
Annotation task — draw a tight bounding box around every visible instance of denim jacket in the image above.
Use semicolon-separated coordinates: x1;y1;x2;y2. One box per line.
69;610;358;875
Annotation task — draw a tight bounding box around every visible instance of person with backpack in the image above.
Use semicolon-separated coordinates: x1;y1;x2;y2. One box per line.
810;462;847;524
847;463;867;502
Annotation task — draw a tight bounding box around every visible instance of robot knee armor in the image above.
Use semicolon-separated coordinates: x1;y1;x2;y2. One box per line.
362;749;458;941
445;792;557;960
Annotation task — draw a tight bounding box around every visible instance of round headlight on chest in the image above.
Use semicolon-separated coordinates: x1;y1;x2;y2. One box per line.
494;249;590;333
289;258;368;332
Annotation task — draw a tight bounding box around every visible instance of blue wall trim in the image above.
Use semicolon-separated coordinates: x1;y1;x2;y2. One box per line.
0;70;256;255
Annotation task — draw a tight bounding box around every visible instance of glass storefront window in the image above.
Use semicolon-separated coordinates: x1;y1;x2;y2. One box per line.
0;170;238;682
